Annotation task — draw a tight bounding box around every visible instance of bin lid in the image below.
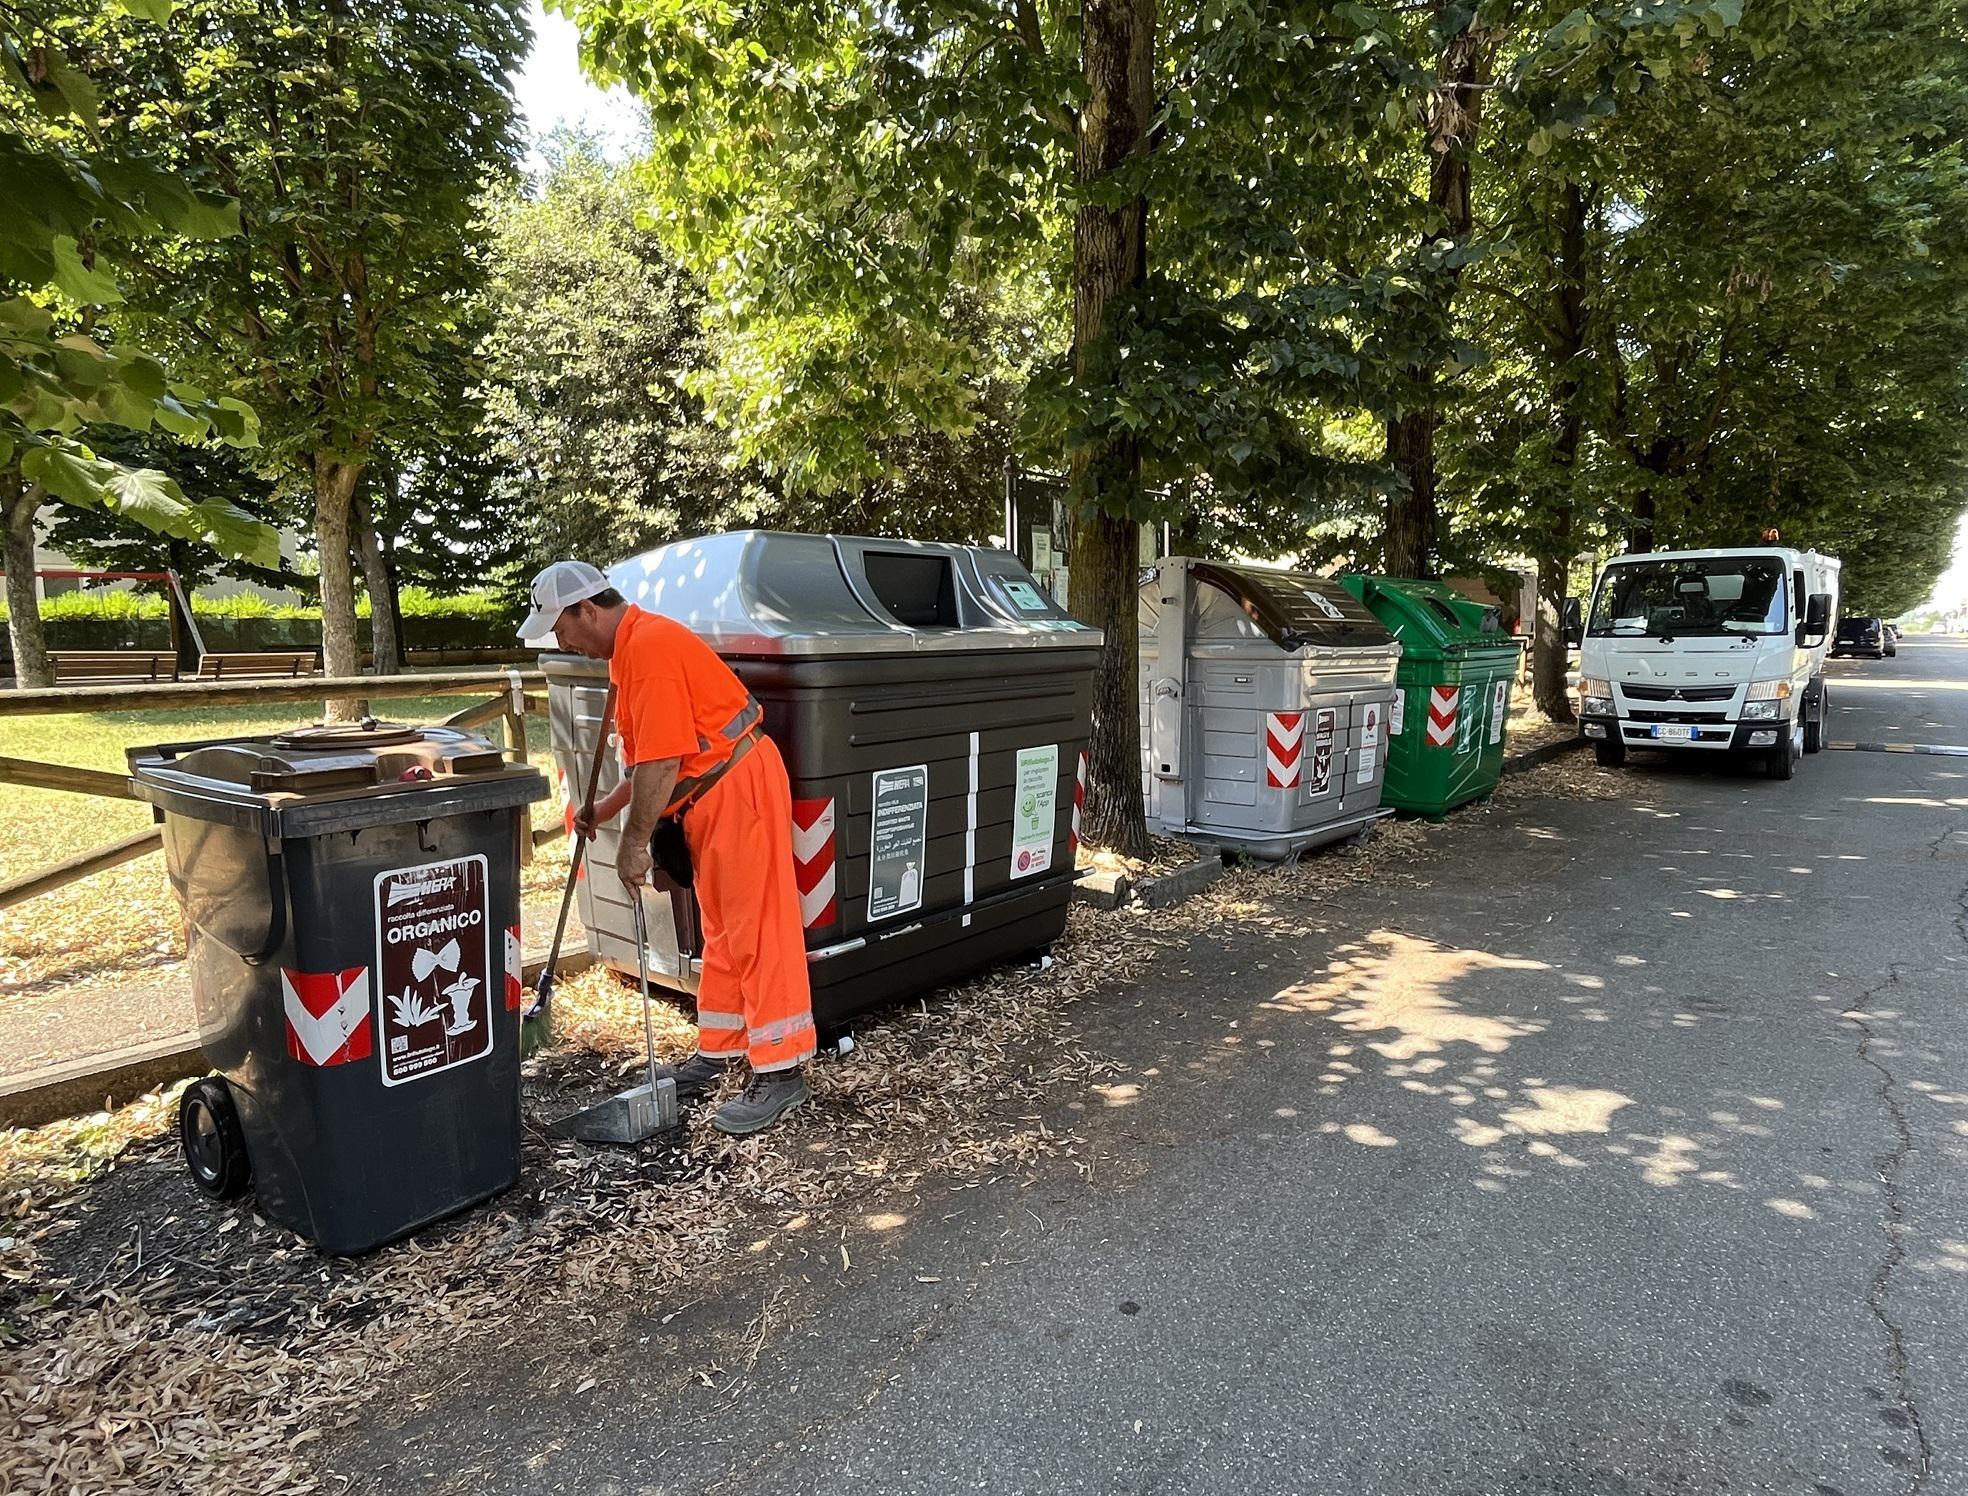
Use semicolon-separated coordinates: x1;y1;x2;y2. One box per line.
1162;559;1397;652
590;530;1103;658
128;720;548;835
1337;574;1519;660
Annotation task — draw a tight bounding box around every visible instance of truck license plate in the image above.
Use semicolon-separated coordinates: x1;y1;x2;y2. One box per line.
1653;724;1697;741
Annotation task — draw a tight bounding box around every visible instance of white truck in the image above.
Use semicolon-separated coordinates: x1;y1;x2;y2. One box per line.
1576;547;1841;781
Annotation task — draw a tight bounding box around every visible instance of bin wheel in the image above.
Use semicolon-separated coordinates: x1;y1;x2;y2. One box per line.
180;1077;252;1201
1594;737;1627;769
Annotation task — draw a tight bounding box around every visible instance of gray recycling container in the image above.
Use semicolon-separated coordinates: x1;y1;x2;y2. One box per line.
1137;559;1402;859
540;530;1101;1028
128;721;549;1254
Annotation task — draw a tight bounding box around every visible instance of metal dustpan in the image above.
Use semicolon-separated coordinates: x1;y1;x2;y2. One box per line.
548;898;681;1144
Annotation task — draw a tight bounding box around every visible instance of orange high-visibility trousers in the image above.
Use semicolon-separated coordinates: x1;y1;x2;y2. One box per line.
681;735;817;1072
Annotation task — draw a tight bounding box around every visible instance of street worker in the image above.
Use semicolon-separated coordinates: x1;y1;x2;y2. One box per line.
519;560;817;1135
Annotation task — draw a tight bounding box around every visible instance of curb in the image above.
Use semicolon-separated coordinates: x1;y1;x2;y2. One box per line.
1500;735;1587;777
0;1033;205;1131
1134;856;1225;910
0;949;597;1132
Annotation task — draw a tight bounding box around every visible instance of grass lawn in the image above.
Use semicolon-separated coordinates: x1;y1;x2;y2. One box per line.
0;691;568;996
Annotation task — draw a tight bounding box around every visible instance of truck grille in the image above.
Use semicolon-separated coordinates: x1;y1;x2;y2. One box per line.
1625;708;1731;724
1620;684;1736;703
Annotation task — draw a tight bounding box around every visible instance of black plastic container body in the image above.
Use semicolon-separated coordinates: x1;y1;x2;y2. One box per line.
149;762;537;1255
737;648;1097;1024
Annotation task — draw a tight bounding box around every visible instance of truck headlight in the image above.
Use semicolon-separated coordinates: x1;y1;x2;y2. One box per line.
1745;678;1793;701
1579;678;1613;716
1740;699;1782;721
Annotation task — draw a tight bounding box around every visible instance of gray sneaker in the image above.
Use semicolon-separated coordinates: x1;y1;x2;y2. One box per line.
711;1070;809;1135
670;1051;742;1102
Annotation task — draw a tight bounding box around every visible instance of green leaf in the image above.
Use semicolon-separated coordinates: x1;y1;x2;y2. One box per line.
116;0;176;19
153;394;210;440
38;49;100;131
50;237;123;304
22;443;111;506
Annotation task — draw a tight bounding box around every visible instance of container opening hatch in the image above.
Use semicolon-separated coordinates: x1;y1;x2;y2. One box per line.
860;550;960;627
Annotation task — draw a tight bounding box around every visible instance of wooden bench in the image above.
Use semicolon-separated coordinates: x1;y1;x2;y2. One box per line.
193;650;320;680
49;651;181;684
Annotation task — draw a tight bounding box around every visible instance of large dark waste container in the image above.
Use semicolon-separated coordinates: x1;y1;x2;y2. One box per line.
1337;575;1522;817
537;531;1101;1029
128;721;548;1254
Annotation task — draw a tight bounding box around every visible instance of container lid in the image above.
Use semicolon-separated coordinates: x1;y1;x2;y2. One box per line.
1338;574;1520;658
593;530;1103;658
128;721;547;836
1172;560;1397;652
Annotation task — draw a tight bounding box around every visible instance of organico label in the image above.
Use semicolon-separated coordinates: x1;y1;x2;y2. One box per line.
868;765;929;921
374;854;492;1087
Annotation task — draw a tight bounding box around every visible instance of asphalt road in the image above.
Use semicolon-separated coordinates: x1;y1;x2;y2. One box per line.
335;637;1968;1496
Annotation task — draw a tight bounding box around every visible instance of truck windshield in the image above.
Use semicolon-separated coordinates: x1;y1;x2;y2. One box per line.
1588;557;1789;638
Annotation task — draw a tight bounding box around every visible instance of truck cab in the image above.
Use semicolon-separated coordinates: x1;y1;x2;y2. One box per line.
1576;547;1840;781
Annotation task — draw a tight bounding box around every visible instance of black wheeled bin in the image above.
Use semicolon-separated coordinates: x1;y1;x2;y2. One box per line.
128;721;549;1255
538;530;1102;1029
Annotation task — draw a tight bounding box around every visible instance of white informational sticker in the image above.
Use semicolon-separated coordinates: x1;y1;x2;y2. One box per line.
1390;691;1405;736
1358;746;1379;779
1489;680;1508;745
868;765;930;921
1031;525;1053;572
374;854;493;1088
1361;701;1383;748
1010;744;1060;879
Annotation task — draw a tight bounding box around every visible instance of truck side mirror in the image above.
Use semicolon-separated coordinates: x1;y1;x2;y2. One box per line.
1562;597;1583;647
1799;592;1832;645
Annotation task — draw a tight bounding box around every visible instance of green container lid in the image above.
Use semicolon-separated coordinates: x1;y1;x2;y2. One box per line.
1336;575;1520;664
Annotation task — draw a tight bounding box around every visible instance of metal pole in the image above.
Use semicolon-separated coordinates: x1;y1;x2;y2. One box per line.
631;892;659;1098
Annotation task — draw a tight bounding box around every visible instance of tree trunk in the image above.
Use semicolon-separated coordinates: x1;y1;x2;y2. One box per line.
1629;492;1655;553
1384;410;1438;577
1534;178;1589;722
313;453;367;719
1384;7;1491;579
2;473;50;689
1070;0;1155;857
353;481;401;675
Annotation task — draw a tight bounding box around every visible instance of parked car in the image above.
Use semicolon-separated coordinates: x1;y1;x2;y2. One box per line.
1832;616;1888;659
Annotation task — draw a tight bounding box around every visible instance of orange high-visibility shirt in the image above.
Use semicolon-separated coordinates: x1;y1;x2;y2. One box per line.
609;606;755;810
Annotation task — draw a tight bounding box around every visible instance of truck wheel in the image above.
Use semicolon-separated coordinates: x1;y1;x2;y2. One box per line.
180;1077;252;1201
1594;737;1627;768
1764;729;1800;782
1803;684;1827;754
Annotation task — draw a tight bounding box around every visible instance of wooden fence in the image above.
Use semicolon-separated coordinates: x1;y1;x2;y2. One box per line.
0;670;563;915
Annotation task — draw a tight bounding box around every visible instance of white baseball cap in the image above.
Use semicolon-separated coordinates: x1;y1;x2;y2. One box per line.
518;559;611;640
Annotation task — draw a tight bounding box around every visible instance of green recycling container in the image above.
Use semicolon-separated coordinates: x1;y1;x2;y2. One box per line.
1337;575;1523;817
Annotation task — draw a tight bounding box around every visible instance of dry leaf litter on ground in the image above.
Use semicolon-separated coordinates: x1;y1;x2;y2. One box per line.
1;752;1584;1493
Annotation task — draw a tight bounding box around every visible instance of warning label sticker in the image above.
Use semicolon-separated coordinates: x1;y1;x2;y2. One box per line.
1011;744;1059;879
1361;701;1383;748
374;854;493;1087
1390;692;1405;736
1490;680;1509;745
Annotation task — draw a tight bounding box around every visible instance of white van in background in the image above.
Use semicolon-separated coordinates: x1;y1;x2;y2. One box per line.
1576;548;1840;781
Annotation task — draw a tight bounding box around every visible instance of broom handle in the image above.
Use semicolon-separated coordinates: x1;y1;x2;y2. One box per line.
531;683;616;1017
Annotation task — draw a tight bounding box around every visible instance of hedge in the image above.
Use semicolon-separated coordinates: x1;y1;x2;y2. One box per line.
0;587;519;654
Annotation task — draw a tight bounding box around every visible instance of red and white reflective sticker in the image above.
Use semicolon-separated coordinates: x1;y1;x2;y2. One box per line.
792;798;838;930
282;966;372;1067
1266;711;1305;788
1070;751;1087;856
504;924;523;1011
1427;685;1460;747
